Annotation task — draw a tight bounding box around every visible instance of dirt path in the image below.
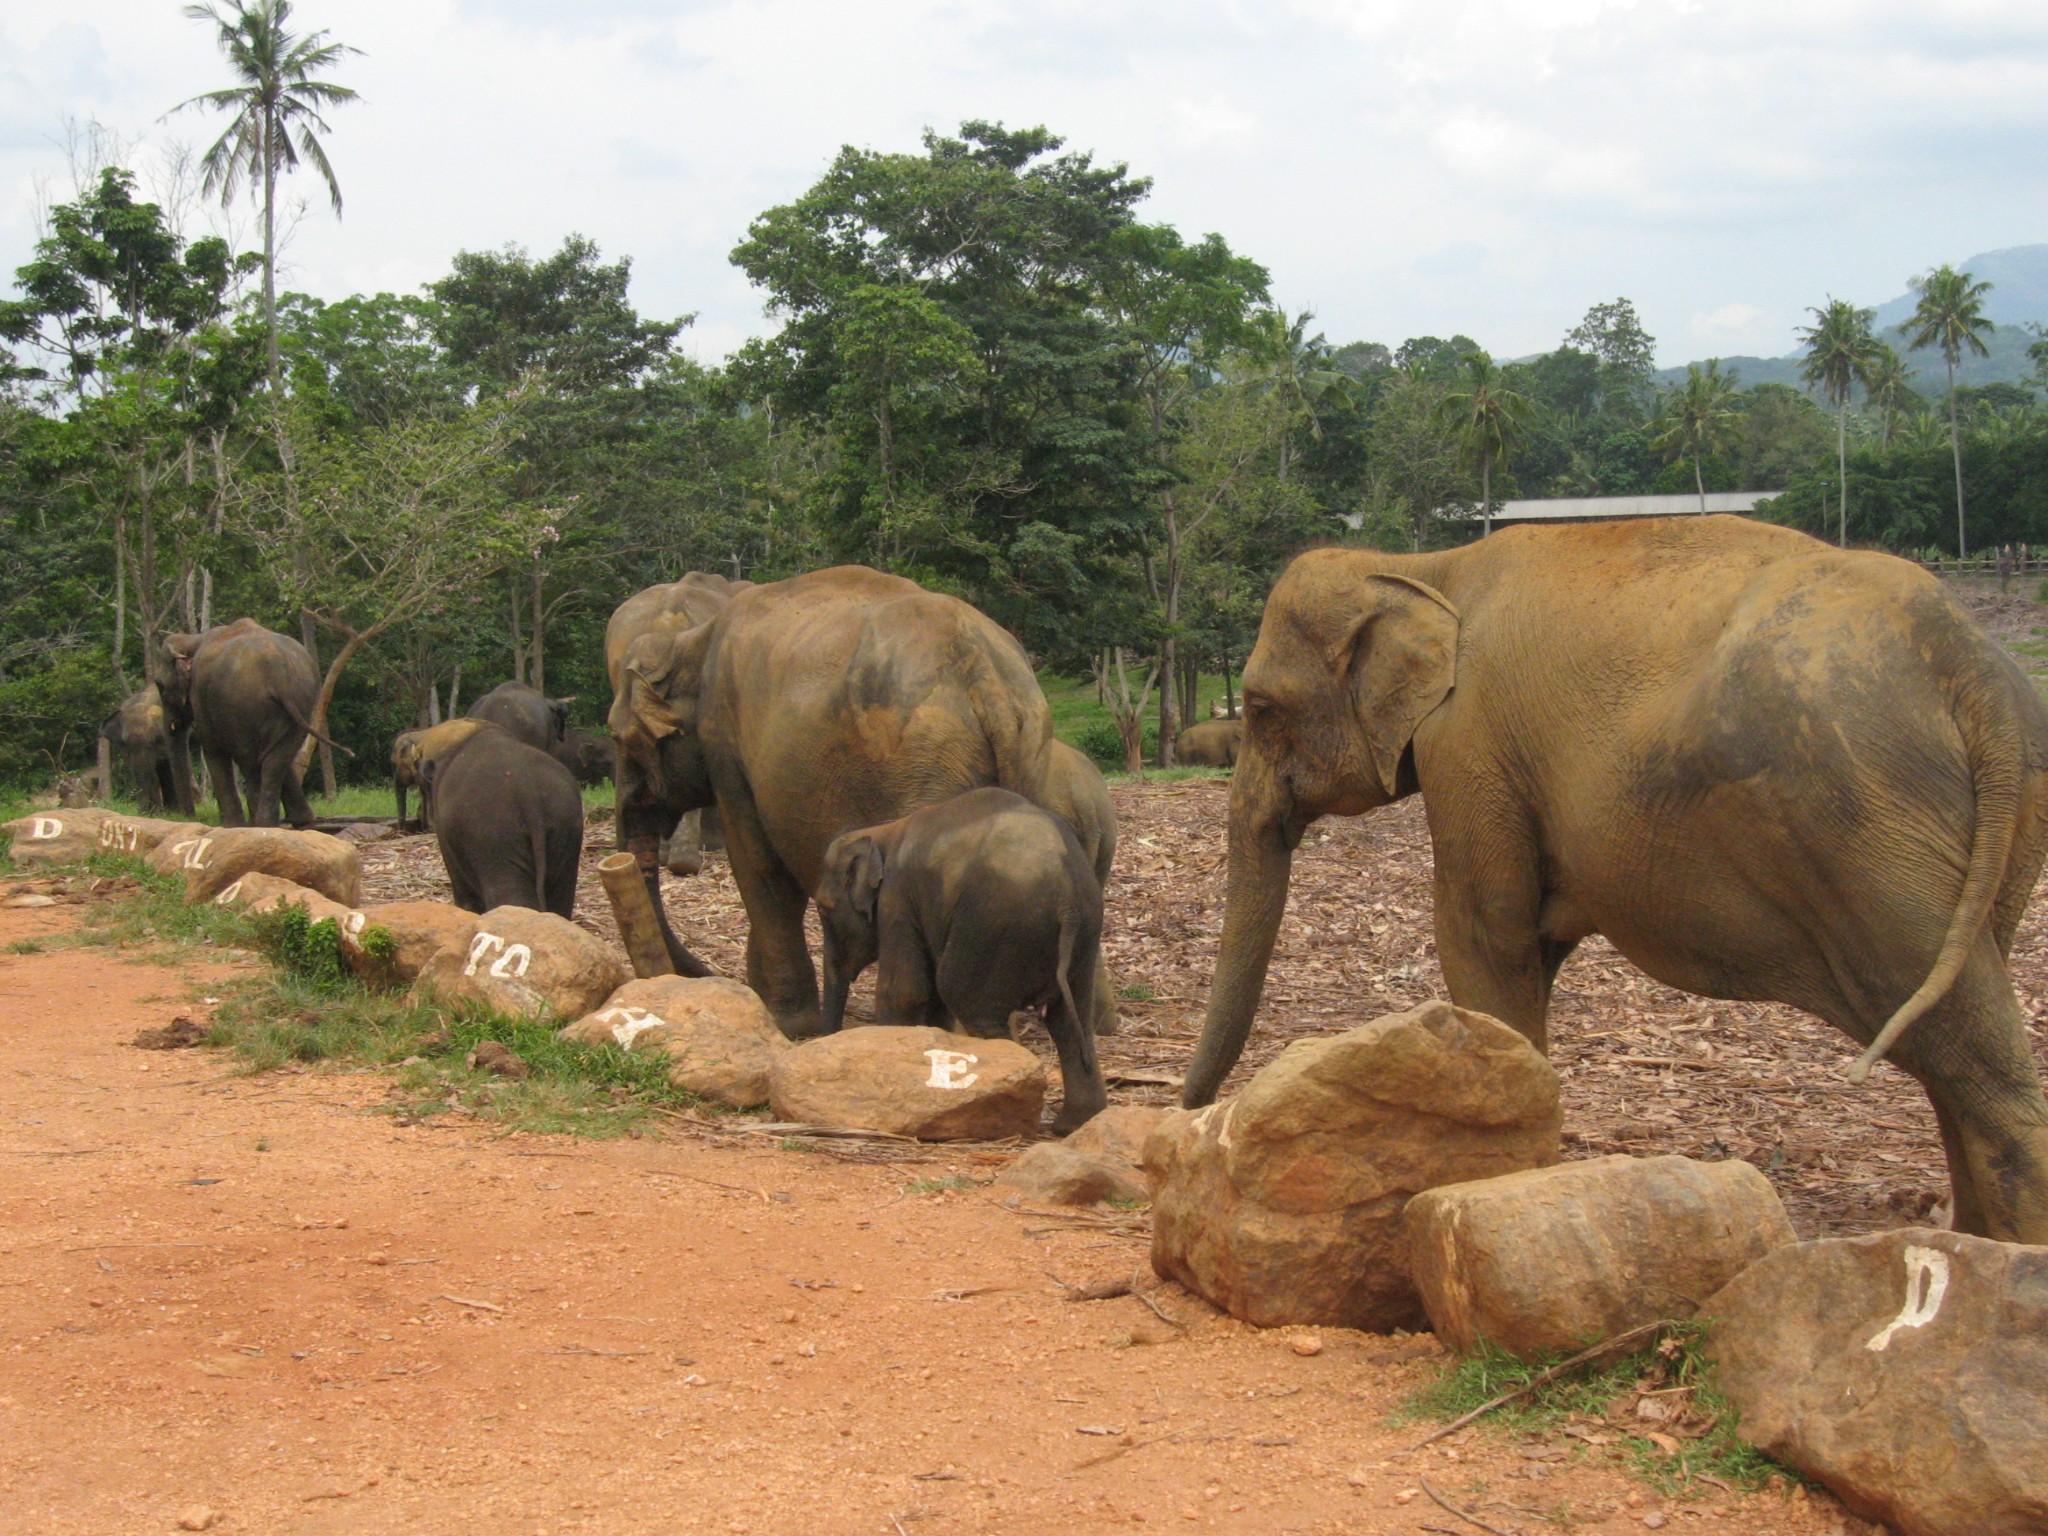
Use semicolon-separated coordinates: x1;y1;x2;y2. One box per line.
0;903;1849;1536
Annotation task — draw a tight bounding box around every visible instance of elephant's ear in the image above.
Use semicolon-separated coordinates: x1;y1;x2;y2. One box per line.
617;622;711;747
1341;574;1459;798
845;836;887;923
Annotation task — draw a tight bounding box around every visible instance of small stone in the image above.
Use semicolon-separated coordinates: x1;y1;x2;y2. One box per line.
466;1041;531;1079
1290;1333;1324;1357
3;894;57;908
176;1507;219;1531
1641;1515;1668;1531
991;1142;1147;1206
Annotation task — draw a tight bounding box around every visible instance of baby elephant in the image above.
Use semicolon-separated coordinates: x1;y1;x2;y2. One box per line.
422;724;584;918
814;788;1108;1133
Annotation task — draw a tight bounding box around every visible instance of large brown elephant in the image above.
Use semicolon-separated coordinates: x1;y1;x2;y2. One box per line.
1187;517;2048;1243
610;565;1054;1036
1175;717;1242;768
153;619;332;827
100;685;176;811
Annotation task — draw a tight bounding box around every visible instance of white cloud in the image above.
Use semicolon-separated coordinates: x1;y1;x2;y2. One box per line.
3;0;2047;368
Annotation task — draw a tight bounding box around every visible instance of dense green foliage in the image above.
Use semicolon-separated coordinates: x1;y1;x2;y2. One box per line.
6;98;2048;790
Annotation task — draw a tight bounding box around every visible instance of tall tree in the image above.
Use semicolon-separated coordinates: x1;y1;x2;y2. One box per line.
1862;342;1918;449
1797;297;1880;545
1899;264;1995;556
172;0;359;392
1650;360;1740;513
1435;351;1532;535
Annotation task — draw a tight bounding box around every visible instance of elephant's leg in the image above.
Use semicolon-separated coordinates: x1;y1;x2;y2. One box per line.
204;745;247;827
873;928;941;1029
1889;948;2048;1243
719;801;822;1037
279;758;316;829
1430;852;1556;1055
252;753;289;828
665;810;703;877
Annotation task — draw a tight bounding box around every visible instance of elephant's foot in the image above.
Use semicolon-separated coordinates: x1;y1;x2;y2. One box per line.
775;1006;831;1042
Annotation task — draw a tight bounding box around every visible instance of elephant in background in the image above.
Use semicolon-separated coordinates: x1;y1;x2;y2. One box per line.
815;789;1107;1132
552;727;613;787
1188;517;2048;1243
1044;739;1121;1034
422;724;583;918
154;619;330;828
1175;717;1241;768
392;717;489;831
610;565;1054;1034
100;685;176;811
466;681;566;752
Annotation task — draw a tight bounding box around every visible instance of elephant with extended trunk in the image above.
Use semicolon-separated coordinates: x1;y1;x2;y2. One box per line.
392;718;489;831
1186;516;2048;1243
100;685;176;811
153;619;332;828
610;565;1055;1036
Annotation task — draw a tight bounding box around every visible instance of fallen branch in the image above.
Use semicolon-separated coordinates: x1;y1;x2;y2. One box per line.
1133;1286;1187;1332
1421;1479;1513;1536
1406;1318;1678;1451
1047;1269;1134;1302
435;1293;506;1313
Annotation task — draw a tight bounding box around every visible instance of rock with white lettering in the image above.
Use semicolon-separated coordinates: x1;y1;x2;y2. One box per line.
92;813;190;857
212;870;362;929
1145;1002;1561;1331
409;906;628;1022
768;1025;1045;1141
1706;1229;2048;1536
146;826;361;907
560;976;788;1108
4;809;115;863
341;901;475;988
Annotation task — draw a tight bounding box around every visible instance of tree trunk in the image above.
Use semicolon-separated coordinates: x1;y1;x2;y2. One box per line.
1948;356;1967;558
299;627;371;782
1695;455;1707;516
530;553;546;695
112;510;130;695
1222;657;1236;719
1158;500;1181;768
262;113;279;393
448;665;463;719
508;579;526;685
1837;399;1849;547
96;736;112;804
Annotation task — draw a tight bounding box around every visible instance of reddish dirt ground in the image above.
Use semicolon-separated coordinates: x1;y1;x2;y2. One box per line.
0;892;1859;1536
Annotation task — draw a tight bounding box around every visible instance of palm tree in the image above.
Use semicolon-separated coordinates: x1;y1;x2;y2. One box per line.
1650;360;1741;513
172;0;360;392
1247;308;1357;483
1899;264;1994;556
1434;352;1533;534
1797;298;1880;546
1862;342;1918;448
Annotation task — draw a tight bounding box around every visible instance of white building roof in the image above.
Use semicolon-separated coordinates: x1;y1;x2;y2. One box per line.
1495;492;1771;520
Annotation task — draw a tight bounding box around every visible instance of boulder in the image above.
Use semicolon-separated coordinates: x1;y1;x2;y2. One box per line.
212;870;363;931
93;814;190;856
409;907;629;1022
1706;1229;2048;1536
342;901;475;988
1405;1154;1797;1360
560;976;788;1109
146;826;361;907
1065;1104;1168;1168
1145;1001;1560;1332
769;1025;1044;1141
993;1142;1149;1206
4;809;114;863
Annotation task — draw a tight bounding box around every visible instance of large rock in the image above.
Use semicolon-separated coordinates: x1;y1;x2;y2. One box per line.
1145;1001;1560;1332
409;907;628;1021
1706;1229;2048;1536
4;809;114;863
560;976;788;1109
146;826;361;907
1065;1104;1168;1168
343;902;475;988
1406;1154;1797;1360
769;1025;1045;1141
93;814;190;856
212;870;362;928
993;1142;1149;1206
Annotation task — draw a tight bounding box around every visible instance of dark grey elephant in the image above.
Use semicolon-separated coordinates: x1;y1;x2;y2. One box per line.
815;788;1107;1132
1043;740;1120;1035
154;619;332;827
551;727;613;787
466;681;567;752
100;685;176;811
391;718;489;831
422;724;583;918
1174;717;1241;768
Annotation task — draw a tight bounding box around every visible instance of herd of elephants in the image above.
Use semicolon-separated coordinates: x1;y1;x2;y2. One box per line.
86;515;2048;1243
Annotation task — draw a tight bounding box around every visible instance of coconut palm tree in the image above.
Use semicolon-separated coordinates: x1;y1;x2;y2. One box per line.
1434;351;1532;535
171;0;360;392
1862;342;1918;448
1797;298;1880;546
1247;308;1357;483
1649;360;1741;514
1899;265;1994;557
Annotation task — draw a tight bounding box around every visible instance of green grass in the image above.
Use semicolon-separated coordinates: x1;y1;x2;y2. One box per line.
1398;1326;1790;1496
1038;668;1239;775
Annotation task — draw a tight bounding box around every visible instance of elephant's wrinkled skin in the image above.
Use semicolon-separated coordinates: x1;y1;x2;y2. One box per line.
391;718;489;831
1188;516;2048;1242
153;618;324;827
1175;717;1241;768
611;565;1055;1035
100;685;176;811
465;680;566;752
816;788;1107;1132
1043;740;1121;1034
423;723;583;918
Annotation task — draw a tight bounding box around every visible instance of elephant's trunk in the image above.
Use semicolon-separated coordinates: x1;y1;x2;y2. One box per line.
394;773;409;832
820;949;851;1034
166;726;197;818
628;832;714;978
1183;773;1297;1108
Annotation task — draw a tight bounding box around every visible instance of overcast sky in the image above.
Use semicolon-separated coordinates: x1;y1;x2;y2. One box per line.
5;1;2046;367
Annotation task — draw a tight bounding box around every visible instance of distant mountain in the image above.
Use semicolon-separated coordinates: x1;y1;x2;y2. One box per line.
1654;244;2048;392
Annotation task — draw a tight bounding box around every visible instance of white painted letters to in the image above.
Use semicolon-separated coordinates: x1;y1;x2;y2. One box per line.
172;836;212;871
597;1006;665;1048
215;879;245;906
464;932;532;979
924;1048;980;1090
1867;1245;1951;1351
31;817;61;840
341;911;366;939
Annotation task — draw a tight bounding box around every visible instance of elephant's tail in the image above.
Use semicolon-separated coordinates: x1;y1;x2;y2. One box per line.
282;699;357;759
1052;898;1083;1039
1848;679;2027;1083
